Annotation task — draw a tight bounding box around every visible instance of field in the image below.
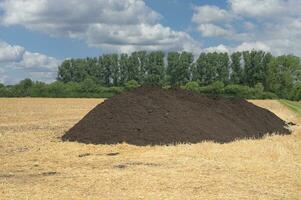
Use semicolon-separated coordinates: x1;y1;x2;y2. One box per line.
0;98;300;200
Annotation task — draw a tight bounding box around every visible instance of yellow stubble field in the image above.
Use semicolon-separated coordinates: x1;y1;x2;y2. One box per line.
0;98;300;200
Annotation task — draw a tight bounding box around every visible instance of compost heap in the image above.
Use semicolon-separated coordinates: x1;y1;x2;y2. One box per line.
62;86;290;145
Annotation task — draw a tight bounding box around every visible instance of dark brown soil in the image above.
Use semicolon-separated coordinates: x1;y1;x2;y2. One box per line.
62;86;290;146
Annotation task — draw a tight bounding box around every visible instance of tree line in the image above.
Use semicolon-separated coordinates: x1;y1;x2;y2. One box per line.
1;50;301;100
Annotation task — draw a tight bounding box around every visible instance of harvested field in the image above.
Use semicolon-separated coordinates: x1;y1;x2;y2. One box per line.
0;98;301;199
63;86;289;145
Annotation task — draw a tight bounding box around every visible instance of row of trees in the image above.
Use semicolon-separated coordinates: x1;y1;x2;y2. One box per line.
1;50;301;99
57;50;301;99
0;79;126;98
0;78;279;99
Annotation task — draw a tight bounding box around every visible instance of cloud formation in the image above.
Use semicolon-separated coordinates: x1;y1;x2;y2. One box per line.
0;0;201;53
192;5;233;24
0;0;300;85
0;41;25;62
0;41;60;70
229;0;285;17
196;24;232;37
0;41;61;83
192;0;301;56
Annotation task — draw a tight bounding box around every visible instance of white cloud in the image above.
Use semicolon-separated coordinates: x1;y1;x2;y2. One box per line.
29;72;57;83
0;41;61;83
0;41;60;70
192;5;235;38
202;42;271;54
197;24;232;37
229;0;301;21
86;23;201;53
229;0;285;18
261;19;301;55
0;0;201;53
236;0;301;56
0;0;160;33
195;23;253;41
1;0;300;58
236;42;271;52
0;41;25;62
192;5;232;23
204;44;229;53
191;0;301;56
15;51;60;70
191;5;253;41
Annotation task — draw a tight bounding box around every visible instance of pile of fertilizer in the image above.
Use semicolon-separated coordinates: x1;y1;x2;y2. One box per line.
62;86;290;145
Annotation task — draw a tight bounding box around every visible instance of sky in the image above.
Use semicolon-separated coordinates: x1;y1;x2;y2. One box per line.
0;0;300;84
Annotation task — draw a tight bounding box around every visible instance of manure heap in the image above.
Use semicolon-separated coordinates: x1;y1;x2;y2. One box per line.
62;86;290;146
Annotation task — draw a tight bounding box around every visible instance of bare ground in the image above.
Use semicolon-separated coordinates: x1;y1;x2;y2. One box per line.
0;98;300;200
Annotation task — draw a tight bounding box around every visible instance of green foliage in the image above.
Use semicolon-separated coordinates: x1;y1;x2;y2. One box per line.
266;55;301;98
195;83;277;99
100;55;113;86
12;78;34;96
81;78;97;93
230;52;242;84
125;80;140;90
127;52;140;82
261;92;278;99
195;52;229;85
224;84;254;98
0;79;124;98
144;51;165;85
289;83;301;101
167;52;193;87
253;83;264;98
2;50;301;100
242;51;272;88
183;81;199;92
199;81;225;96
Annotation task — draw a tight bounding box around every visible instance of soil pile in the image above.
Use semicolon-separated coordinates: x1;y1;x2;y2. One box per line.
62;86;290;145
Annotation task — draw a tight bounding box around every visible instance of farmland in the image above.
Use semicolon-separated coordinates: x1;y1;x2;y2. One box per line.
0;98;301;199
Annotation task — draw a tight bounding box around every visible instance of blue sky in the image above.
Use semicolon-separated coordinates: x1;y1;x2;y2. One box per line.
0;0;300;84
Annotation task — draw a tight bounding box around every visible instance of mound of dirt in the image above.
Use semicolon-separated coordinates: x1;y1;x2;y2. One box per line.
62;86;290;146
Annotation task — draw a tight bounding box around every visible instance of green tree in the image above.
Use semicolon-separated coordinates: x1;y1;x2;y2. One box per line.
215;52;229;83
184;81;199;92
30;81;47;97
47;81;67;97
85;57;101;83
145;51;165;85
178;52;193;86
110;54;119;86
99;55;112;86
230;52;242;84
57;60;73;83
119;53;129;85
262;52;273;88
195;53;209;84
167;52;193;87
195;52;229;85
125;80;140;90
266;55;301;98
242;51;270;87
14;78;34;96
81;78;97;93
72;59;89;82
135;51;148;83
127;52;140;82
167;52;180;86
